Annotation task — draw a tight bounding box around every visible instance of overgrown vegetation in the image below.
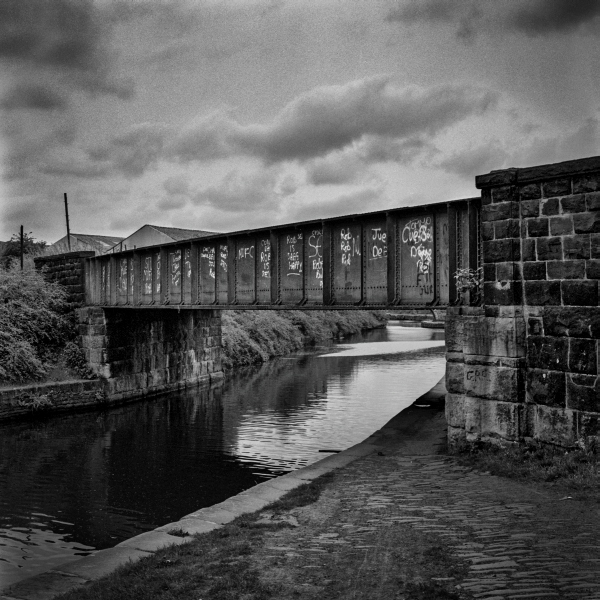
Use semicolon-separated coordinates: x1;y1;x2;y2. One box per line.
0;265;76;383
451;439;600;494
221;309;386;369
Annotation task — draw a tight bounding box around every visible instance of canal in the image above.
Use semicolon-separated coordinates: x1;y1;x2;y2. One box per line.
0;322;445;587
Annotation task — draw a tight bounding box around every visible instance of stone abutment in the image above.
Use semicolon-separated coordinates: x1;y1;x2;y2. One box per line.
446;156;600;447
79;307;223;403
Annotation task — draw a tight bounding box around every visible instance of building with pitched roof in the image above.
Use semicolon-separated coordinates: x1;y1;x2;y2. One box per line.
46;233;124;256
105;224;216;253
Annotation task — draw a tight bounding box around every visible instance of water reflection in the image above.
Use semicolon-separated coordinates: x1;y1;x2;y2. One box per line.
0;323;444;587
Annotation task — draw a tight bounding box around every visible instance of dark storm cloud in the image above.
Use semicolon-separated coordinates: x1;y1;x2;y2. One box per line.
508;0;600;36
169;76;497;164
0;84;67;111
0;0;133;98
386;0;600;39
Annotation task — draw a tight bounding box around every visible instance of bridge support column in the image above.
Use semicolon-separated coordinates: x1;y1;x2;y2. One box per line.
447;156;600;448
78;307;223;403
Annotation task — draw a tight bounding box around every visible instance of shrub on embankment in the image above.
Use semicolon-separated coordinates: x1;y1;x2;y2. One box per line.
221;310;387;370
0;265;75;383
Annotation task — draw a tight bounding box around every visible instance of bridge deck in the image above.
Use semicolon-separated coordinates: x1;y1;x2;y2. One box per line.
85;198;480;309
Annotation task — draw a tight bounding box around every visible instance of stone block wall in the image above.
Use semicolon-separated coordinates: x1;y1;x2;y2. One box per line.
447;156;600;447
78;307;223;403
34;251;95;308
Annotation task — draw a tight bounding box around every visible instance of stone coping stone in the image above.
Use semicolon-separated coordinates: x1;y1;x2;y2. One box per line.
476;156;600;188
50;547;152;580
183;505;239;524
115;530;191;553
1;376;447;600
156;518;219;536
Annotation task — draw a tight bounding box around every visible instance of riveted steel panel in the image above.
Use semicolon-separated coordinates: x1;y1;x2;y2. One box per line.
333;223;361;304
217;243;228;304
257;236;271;304
236;237;256;304
280;231;303;304
199;244;216;304
141;254;153;304
436;212;449;304
399;214;435;303
168;249;182;304
117;257;128;305
364;219;388;304
305;228;323;303
182;247;192;304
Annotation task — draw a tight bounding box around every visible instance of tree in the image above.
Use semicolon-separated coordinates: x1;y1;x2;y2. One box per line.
1;231;47;268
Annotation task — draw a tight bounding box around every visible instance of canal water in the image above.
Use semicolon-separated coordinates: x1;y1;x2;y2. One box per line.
0;322;445;588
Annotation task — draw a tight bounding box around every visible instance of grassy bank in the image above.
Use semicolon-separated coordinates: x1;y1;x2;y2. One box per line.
450;439;600;498
221;310;387;370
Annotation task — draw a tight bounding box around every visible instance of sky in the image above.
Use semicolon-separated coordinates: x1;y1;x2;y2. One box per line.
1;0;600;244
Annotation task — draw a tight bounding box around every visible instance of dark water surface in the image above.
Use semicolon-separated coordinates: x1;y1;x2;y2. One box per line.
0;323;444;587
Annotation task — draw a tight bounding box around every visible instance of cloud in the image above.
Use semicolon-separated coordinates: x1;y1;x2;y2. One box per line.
89;123;171;178
40;158;111;179
356;135;437;164
0;84;68;111
306;150;370;185
439;141;510;179
191;168;284;213
508;0;600;36
386;0;481;40
157;195;188;211
0;0;133;98
441;116;600;181
169;75;497;163
386;0;600;40
163;176;190;196
288;187;384;223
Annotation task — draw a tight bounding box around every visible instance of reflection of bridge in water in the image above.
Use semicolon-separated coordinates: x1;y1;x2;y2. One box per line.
84;198;480;310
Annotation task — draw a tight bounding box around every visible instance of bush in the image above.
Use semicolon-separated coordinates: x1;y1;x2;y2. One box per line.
221;310;386;370
0;266;74;382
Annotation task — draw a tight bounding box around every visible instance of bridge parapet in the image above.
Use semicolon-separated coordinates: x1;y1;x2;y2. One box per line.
84;199;480;310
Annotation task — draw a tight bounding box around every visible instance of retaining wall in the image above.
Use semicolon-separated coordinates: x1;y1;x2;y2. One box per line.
447;156;600;447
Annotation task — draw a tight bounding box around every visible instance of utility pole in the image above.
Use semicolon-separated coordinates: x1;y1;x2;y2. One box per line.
64;192;71;251
20;225;24;271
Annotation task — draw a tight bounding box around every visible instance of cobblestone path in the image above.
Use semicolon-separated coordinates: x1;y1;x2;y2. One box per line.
258;450;600;599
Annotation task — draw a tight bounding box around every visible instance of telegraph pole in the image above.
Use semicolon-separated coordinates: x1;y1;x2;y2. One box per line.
20;225;24;270
64;193;71;251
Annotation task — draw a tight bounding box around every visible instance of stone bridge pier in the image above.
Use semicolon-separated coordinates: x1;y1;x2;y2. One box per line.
78;307;223;402
447;156;600;447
